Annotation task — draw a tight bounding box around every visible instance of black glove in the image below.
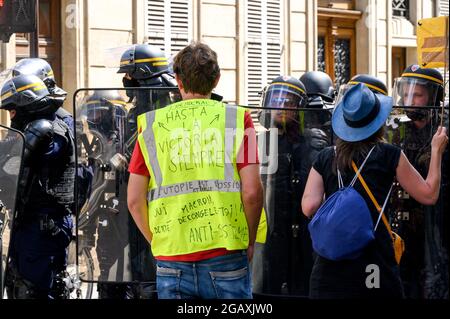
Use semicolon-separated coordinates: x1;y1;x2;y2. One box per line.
305;128;329;150
23;119;54;161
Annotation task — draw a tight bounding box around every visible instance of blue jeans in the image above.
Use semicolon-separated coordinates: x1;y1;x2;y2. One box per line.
156;250;252;299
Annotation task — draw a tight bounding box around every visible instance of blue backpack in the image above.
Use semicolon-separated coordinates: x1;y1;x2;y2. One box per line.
308;146;389;261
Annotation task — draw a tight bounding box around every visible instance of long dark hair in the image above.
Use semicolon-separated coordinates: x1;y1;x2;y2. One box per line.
334;127;386;173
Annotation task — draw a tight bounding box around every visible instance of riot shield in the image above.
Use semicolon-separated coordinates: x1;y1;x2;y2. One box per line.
0;125;24;299
385;105;449;299
249;106;332;298
74;87;181;297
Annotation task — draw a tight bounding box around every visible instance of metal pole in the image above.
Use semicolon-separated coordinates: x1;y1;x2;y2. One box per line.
30;0;39;58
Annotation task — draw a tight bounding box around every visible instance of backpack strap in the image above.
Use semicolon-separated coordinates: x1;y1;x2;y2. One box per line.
334;147;344;189
351;162;395;236
349;145;376;187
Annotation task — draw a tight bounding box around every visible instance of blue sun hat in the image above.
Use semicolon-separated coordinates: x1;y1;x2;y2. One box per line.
332;82;393;142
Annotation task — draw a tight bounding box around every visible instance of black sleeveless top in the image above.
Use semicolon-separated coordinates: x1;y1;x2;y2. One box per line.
309;142;404;299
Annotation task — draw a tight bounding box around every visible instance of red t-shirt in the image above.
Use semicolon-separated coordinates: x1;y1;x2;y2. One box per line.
128;111;259;261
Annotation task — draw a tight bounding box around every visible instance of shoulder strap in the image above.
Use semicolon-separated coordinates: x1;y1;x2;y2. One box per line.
351;162;394;236
334;146;344;189
349;145;376;187
335;145;376;188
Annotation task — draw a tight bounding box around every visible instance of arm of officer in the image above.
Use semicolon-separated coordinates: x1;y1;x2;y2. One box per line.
128;173;153;243
396;126;448;205
239;164;263;260
301;167;325;218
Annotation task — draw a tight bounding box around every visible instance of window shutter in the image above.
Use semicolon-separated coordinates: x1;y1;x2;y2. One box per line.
246;0;281;107
169;0;190;54
147;0;166;49
266;0;281;85
146;0;191;56
437;0;449;16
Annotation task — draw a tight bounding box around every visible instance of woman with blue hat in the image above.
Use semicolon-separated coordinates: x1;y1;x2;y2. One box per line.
301;83;448;298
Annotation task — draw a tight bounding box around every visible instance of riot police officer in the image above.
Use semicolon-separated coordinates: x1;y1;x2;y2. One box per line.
335;74;389;104
299;71;336;107
78;90;129;299
391;65;448;299
12;58;73;132
117;44;178;118
117;43;178;298
253;76;329;297
1;74;75;299
299;71;335;137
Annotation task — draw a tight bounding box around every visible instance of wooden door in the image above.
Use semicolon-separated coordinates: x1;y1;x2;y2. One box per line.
392;47;406;84
318;24;356;91
15;0;61;83
317;5;361;91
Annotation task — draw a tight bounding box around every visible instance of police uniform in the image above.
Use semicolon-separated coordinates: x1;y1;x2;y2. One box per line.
78;91;131;298
254;76;329;296
116;44;179;298
1;74;75;299
391;65;448;299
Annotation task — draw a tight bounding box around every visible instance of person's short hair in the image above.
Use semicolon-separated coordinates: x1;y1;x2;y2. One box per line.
173;42;220;95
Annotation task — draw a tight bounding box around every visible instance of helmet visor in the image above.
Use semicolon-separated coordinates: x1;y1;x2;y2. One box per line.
336;81;388;105
1;77;48;109
335;83;353;106
83;105;113;127
103;45;136;70
262;87;306;109
393;77;441;107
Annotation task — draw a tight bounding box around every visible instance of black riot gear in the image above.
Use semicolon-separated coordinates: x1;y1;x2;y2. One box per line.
393;65;444;122
22;119;54;162
80;90;127;140
0;126;24;298
76;89;135;299
12;58;67;96
299;71;335;104
386;65;448;299
336;74;388;105
12;59;69;122
253;76;330;297
1;73;75;299
116;44;179;116
1;75;50;113
259;76;308;131
117;44;170;81
0;74;67;129
262;76;308;109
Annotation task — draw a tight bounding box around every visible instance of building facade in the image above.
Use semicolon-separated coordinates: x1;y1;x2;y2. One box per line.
0;0;448;126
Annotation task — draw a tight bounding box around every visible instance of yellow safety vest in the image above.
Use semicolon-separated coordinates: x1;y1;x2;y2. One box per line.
137;99;252;256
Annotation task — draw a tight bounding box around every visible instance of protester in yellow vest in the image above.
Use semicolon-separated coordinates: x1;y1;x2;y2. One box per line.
127;42;264;299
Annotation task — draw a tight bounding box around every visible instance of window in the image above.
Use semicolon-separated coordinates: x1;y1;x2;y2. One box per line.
146;0;192;57
392;0;410;19
318;26;355;91
317;5;359;91
15;0;61;82
392;47;406;85
246;0;282;106
437;0;449;16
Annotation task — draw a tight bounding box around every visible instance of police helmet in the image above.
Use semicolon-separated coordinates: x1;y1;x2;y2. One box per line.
12;58;66;96
117;44;170;80
261;76;308;109
259;76;308;129
81;90;127;134
336;74;388;105
393;64;444;107
1;74;50;114
299;71;335;103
